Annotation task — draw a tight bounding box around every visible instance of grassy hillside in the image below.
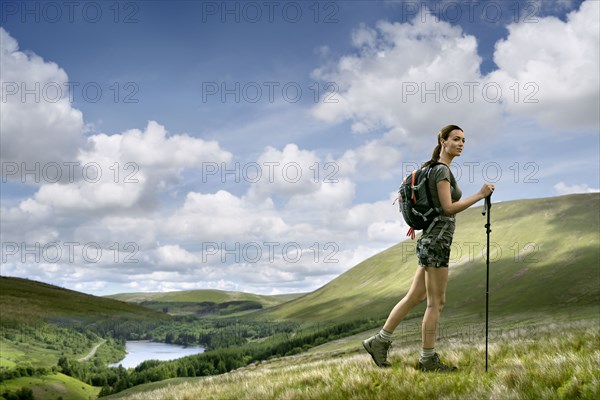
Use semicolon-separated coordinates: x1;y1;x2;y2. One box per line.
100;318;599;400
0;276;169;325
265;193;600;323
0;277;169;400
1;373;99;400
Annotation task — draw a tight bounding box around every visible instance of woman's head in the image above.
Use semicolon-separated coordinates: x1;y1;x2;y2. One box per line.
422;125;463;168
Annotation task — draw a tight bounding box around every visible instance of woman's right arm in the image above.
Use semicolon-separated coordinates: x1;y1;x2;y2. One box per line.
437;180;494;216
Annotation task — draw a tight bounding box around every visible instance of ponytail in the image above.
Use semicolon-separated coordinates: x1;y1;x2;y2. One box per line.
421;125;462;168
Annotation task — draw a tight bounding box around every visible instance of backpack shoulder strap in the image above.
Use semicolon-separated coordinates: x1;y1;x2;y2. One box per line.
428;162;455;187
423;162;441;210
440;162;456;185
423;161;455;208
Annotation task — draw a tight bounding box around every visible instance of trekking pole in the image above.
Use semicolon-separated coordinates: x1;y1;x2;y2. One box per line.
482;194;492;372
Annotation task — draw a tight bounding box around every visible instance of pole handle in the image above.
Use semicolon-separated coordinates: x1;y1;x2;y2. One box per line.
482;193;492;215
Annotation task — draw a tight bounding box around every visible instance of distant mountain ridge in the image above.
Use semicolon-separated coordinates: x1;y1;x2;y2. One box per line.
105;289;304;309
105;289;306;317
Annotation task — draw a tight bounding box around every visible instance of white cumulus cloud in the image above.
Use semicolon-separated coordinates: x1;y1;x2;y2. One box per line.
310;15;502;139
488;0;600;130
0;27;84;168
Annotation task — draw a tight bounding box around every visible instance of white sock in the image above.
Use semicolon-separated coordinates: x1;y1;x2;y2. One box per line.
378;329;393;342
420;347;435;362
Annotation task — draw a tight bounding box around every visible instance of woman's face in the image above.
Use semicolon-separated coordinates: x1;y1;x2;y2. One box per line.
443;129;465;157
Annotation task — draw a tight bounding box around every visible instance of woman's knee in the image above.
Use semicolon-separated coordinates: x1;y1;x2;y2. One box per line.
426;295;446;310
408;290;427;305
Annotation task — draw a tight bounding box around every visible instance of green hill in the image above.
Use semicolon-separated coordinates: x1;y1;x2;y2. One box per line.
0;277;171;400
0;276;168;325
105;289;306;316
264;193;600;323
0;276;169;368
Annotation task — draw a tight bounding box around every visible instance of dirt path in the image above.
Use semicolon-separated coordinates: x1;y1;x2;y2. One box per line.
78;339;106;361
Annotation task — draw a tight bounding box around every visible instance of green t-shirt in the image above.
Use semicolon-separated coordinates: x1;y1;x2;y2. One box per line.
428;164;462;216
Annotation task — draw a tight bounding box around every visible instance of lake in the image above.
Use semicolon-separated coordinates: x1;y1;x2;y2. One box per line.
109;341;205;369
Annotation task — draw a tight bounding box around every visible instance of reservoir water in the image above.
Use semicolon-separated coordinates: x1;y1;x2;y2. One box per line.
109;341;205;369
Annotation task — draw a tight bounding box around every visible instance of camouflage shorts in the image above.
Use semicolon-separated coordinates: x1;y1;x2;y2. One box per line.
416;219;455;268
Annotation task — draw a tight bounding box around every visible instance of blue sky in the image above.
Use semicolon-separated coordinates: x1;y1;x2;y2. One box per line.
1;0;598;295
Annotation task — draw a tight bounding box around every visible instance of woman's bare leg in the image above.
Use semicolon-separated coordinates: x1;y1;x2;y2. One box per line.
383;266;427;333
421;266;449;348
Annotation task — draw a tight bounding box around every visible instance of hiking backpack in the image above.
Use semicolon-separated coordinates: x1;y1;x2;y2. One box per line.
396;162;448;239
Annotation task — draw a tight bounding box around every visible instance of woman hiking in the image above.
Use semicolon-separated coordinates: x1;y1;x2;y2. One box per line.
362;125;495;372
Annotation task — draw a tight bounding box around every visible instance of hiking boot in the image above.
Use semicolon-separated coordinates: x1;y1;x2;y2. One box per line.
418;352;458;372
362;335;392;368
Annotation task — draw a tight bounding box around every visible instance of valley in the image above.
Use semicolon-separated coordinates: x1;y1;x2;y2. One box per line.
1;193;598;399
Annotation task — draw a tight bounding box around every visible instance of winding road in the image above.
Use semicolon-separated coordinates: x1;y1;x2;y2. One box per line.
78;339;106;361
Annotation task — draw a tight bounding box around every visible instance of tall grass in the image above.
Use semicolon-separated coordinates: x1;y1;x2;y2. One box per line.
105;319;599;400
